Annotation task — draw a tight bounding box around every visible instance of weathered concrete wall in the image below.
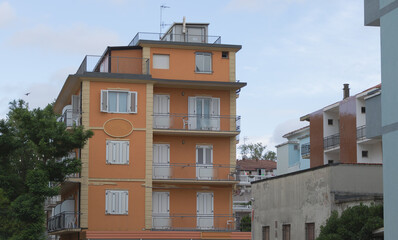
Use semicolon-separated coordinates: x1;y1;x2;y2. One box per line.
251;164;382;240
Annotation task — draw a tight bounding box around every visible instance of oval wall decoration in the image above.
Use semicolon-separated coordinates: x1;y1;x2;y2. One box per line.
103;118;133;138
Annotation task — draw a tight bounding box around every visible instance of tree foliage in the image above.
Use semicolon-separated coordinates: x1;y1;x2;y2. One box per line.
317;204;383;240
238;142;276;161
239;215;251;232
0;100;93;240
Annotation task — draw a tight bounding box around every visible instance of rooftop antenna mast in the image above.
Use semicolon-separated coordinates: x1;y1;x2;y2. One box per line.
160;5;170;39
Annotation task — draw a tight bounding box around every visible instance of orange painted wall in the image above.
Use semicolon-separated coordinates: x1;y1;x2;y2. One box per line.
339;97;357;163
309;110;324;167
109;49;143;74
87;182;145;231
150;47;230;82
153;136;232;180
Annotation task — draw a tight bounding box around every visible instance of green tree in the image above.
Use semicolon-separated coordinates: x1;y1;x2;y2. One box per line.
239;215;251;232
317;204;383;240
0;100;93;240
238;142;276;161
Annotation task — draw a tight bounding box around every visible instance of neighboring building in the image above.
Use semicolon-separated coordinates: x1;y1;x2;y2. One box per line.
46;22;251;240
300;84;382;167
233;159;276;226
252;163;383;240
364;1;398;238
276;126;310;175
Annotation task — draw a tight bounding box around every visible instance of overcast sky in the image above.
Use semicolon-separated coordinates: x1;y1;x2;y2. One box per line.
0;0;381;151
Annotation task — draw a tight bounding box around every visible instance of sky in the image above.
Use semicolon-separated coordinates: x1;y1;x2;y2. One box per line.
0;0;381;151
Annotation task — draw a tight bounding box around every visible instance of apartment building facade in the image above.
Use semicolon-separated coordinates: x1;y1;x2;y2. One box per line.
46;23;250;240
300;84;382;168
276;126;310;175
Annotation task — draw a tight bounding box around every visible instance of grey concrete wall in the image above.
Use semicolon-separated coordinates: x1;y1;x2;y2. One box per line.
365;93;382;139
251;164;382;240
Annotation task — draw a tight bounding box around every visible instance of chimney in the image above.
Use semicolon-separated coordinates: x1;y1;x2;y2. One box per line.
343;84;350;99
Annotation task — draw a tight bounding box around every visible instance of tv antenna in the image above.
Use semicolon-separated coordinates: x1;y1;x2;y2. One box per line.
160;5;170;39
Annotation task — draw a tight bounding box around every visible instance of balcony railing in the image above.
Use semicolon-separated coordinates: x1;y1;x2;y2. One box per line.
152;214;235;231
153;163;236;181
44;195;61;209
357;125;366;140
301;143;310;156
129;32;222;46
58;109;80;127
233;201;252;211
237;174;271;185
76;55;150;75
47;211;80;233
323;133;340;150
153;114;240;132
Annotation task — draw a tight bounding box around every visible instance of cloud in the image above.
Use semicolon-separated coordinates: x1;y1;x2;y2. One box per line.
9;24;122;54
0;1;16;28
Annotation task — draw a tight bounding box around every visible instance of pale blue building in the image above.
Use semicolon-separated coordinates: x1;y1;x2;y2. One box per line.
364;0;398;238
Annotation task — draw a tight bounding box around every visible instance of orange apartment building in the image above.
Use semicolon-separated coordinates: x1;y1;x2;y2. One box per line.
46;23;250;240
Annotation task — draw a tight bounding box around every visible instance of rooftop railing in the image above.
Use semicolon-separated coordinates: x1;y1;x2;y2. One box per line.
47;211;80;233
233;201;252;211
76;55;150;75
153;163;236;181
237;174;271;185
324;133;340;150
301;143;310;156
153;114;240;132
58;109;80;127
152;214;235;231
357;125;366;140
129;32;222;46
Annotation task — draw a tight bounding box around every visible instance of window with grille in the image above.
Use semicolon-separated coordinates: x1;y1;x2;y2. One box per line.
282;224;291;240
305;223;315;240
262;226;270;240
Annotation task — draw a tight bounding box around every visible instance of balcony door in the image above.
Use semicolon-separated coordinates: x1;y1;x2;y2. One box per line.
197;192;214;229
152;192;170;229
153;95;170;128
196;145;213;180
153;144;170;179
188;97;220;130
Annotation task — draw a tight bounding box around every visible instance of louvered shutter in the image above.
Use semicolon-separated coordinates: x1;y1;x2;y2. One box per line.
129;92;137;113
101;90;108;112
188;97;197;129
106;141;129;164
105;190;128;215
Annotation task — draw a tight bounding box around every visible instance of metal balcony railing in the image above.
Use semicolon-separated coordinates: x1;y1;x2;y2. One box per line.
323;133;340;150
44;195;61;209
153;163;236;181
129;32;222;46
58;109;80;127
152;214;235;231
301;143;310;156
237;174;271;184
76;55;150;75
357;125;366;140
47;211;80;233
153;114;240;132
233;201;252;211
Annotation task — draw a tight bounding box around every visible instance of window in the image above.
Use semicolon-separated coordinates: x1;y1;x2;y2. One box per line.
153;54;170;69
105;190;128;215
328;160;334;164
362;150;368;158
361;106;366;114
101;90;137;113
222;51;229;59
328;119;333;125
195;52;212;73
282;224;291;240
305;223;315;240
262;226;270;240
106;140;129;164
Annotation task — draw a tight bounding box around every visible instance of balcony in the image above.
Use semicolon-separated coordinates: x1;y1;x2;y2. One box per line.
153;114;240;136
129;32;222;46
47;211;80;233
324;133;340;150
233;201;252;212
152;214;235;231
44;195;61;210
58;109;80;127
237;174;271;186
301;143;310;158
76;55;150;75
153;163;236;183
357;125;366;141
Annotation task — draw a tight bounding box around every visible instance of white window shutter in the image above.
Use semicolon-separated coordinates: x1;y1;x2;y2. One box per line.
211;98;220;116
129;92;137;113
71;95;80;114
188;97;196;115
101;90;108;112
106;141;110;164
113;142;119;164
